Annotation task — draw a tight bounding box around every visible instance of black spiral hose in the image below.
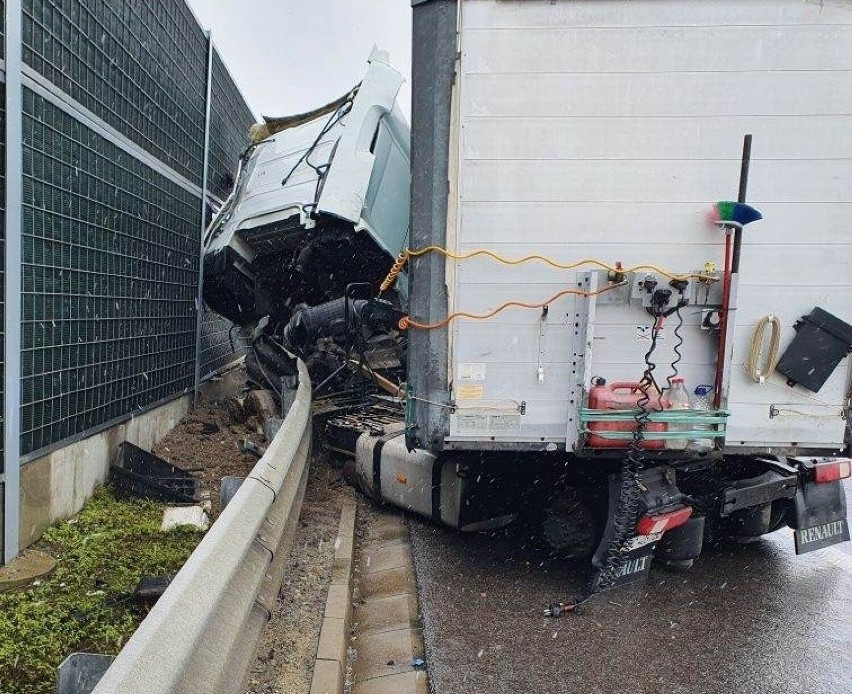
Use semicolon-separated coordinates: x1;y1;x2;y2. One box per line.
597;315;661;591
665;303;685;394
545;307;664;615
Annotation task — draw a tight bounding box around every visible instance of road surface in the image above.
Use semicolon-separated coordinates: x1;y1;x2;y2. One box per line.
410;483;851;694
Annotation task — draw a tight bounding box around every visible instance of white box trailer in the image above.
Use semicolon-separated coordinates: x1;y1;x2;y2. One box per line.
407;0;851;456
391;0;852;588
209;1;852;591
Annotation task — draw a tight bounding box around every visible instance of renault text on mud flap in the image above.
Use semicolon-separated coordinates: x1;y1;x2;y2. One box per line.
795;519;851;554
617;555;652;578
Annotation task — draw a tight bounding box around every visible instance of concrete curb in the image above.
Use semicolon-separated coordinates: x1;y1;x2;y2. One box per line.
310;502;358;694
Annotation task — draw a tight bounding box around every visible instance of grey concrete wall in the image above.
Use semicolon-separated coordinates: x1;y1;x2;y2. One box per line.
16;395;192;550
6;366;247;553
1;364;246;560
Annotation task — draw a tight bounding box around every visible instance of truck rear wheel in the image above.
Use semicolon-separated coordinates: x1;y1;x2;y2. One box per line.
541;489;600;558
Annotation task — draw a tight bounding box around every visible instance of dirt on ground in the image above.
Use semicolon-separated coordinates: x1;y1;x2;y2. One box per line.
152;394;267;518
155;383;373;693
244;454;360;694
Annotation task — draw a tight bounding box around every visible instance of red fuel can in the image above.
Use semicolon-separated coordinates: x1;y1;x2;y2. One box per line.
586;381;667;449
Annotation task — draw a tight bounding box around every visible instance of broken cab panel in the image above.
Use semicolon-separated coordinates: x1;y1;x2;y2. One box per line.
203;49;411;331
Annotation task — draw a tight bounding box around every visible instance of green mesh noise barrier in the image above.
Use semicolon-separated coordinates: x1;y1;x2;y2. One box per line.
199;308;249;380
21;90;199;455
22;0;208;185
208;47;255;202
5;1;253;457
198;48;255;377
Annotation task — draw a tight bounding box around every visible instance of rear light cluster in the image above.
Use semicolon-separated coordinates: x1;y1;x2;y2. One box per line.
812;459;851;484
635;506;693;536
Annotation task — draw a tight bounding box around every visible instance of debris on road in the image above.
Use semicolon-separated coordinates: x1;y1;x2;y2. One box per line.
111;442;201;504
129;576;173;606
160;506;210;532
239;438;267;459
219;476;246;511
152;391;267;519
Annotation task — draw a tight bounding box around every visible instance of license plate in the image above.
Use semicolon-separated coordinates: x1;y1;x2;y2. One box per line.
794;518;850;554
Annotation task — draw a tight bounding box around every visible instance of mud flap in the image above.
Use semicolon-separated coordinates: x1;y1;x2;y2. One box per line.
604;544;657;587
590;473;666;588
590;537;657;589
791;479;849;554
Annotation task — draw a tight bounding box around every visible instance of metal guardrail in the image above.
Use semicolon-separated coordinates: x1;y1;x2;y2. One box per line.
92;360;312;694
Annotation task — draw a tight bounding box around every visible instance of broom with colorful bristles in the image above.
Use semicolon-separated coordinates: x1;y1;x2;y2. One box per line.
712;135;763;410
710;200;763;229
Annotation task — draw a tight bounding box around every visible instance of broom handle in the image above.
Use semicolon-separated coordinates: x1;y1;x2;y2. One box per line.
731;134;752;273
714;134;753;411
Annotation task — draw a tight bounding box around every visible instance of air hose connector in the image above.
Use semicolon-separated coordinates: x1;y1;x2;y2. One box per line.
379;251;409;293
544;600;582;617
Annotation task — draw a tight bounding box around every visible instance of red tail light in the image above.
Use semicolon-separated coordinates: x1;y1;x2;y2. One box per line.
636;506;693;536
813;459;851;484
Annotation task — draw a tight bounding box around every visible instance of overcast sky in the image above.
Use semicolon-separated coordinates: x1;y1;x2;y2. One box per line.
187;0;413;121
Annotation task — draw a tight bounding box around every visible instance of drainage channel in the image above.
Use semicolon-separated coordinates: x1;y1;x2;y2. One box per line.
348;508;427;694
245;459;359;694
305;503;428;694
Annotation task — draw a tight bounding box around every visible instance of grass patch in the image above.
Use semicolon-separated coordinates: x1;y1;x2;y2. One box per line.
0;487;203;694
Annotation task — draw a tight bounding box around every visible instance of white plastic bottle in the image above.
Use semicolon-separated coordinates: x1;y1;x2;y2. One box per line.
689;384;714;451
663;377;690;450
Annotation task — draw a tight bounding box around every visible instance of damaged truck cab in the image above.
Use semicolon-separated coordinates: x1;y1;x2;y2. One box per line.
204;47;410;332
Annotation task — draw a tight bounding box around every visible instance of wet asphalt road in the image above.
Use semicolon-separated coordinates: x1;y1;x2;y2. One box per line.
410;483;851;694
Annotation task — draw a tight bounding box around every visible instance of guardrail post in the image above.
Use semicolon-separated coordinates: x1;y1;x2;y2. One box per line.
193;30;214;408
4;0;24;564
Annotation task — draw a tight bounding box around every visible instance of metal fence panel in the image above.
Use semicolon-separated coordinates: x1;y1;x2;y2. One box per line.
22;0;208;186
199;308;248;381
20;88;200;455
0;81;5;467
208;47;255;202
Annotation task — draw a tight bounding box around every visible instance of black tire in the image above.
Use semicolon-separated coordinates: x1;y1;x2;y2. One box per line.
766;499;791;534
541;488;601;558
